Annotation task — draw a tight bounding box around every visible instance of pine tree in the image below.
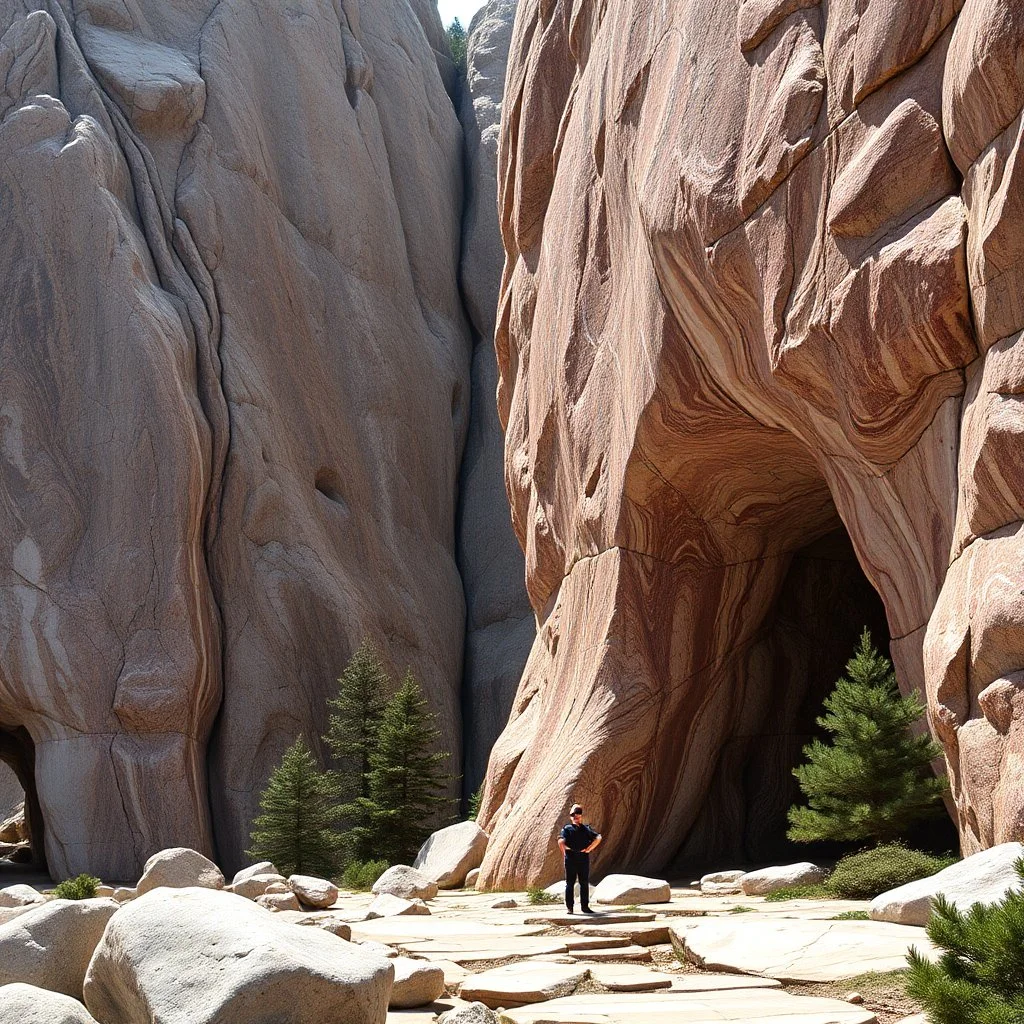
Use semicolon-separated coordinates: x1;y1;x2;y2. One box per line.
906;858;1024;1023
366;670;453;864
247;736;345;878
787;628;948;845
324;640;389;862
447;18;467;74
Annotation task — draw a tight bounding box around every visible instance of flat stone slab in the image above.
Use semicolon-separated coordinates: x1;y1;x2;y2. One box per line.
571;922;670;946
563;936;631;952
353;917;547;943
668;975;781;992
460;962;589;1008
404;937;571;964
524;913;655;926
588;964;674;991
502;990;877;1023
671;917;935;983
574;944;653;963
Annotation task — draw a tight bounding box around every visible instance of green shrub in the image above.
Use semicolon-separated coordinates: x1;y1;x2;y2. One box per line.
832;910;870;920
762;883;833;902
826;844;955;900
729;905;756;914
906;857;1024;1023
340;858;390;892
467;785;483;821
53;874;100;900
527;886;559;905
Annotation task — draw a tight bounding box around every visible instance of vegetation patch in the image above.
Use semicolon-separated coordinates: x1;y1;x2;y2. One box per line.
763;883;833;902
827;844;955;900
53;874;101;900
340;858;390;892
907;857;1024;1023
832;910;870;920
526;886;559;905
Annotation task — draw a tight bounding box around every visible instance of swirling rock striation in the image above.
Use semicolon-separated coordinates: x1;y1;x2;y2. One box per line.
478;0;1024;887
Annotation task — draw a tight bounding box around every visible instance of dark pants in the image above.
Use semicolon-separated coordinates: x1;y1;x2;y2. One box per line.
564;852;590;911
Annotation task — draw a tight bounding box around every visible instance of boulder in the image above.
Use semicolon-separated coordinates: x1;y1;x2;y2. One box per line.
230;873;287;900
275;911;352;939
700;871;746;895
357;938;399;958
0;983;99;1023
256;891;301;912
740;864;826;896
438;1004;502;1024
366;893;432;919
414;821;488;888
593;875;671;905
231;862;278;887
390;956;446;1008
0;885;45;909
112;888;137;904
372;864;439;901
465;868;481;889
83;888;393;1023
0;898;118;997
136;848;224;895
95;886;115;898
264;882;290;894
870;843;1024;926
0;809;25;846
491;897;517;909
288;874;338;909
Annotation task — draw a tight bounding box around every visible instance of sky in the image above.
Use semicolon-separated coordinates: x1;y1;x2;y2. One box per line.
437;0;487;29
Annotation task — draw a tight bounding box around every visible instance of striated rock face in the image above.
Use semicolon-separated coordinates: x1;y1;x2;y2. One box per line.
478;0;1024;887
0;0;469;878
456;0;533;796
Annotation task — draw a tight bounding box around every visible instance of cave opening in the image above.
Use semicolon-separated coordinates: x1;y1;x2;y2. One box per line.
672;527;956;874
0;727;45;873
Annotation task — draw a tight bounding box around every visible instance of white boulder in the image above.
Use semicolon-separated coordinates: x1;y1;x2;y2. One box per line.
870;843;1024;926
700;870;745;895
231;862;278;886
256;891;301;912
0;884;45;909
288;874;338;909
112;888;136;903
83;887;393;1024
275;910;352;939
366;893;431;919
136;848;225;895
372;864;439;901
593;874;671;905
414;821;488;888
437;1004;501;1023
390;956;445;1008
739;863;826;895
0;983;99;1023
230;873;287;900
465;868;481;889
0;898;119;997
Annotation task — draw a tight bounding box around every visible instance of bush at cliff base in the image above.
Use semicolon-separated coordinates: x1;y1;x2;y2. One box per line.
906;856;1024;1023
341;859;389;892
827;844;956;899
52;875;101;901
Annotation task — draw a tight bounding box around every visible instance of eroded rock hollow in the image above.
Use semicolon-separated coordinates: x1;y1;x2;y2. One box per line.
478;0;1024;887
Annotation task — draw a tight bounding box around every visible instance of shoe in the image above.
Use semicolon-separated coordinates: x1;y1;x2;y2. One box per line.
566;908;574;915
582;907;596;914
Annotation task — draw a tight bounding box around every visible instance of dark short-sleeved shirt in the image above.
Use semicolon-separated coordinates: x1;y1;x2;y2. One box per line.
560;821;600;854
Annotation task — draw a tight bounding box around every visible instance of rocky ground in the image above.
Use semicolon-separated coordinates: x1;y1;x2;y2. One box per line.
0;848;933;1023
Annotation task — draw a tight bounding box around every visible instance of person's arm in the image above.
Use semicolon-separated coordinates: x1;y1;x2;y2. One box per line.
558;827;568;855
583;830;602;854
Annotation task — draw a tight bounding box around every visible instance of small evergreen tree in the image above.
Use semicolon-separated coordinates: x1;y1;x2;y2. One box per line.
447;18;467;74
787;629;947;845
324;640;389;862
906;858;1024;1023
247;736;345;878
365;670;454;864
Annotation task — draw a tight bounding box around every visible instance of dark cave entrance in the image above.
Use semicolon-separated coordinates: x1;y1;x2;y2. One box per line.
673;529;895;872
0;728;45;870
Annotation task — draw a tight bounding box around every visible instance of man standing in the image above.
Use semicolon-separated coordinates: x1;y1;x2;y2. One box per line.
558;803;602;914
